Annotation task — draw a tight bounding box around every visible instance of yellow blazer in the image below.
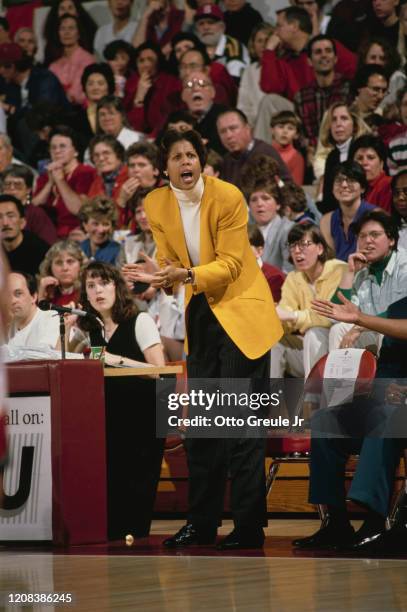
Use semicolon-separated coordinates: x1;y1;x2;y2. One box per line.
144;175;283;359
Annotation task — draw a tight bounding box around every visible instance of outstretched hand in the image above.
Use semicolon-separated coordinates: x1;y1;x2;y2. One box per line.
311;291;361;324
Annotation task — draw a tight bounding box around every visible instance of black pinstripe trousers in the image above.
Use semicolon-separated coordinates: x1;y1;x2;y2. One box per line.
185;294;270;532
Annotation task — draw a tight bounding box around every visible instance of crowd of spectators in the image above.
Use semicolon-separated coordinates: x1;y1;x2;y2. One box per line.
0;0;406;361
1;0;407;554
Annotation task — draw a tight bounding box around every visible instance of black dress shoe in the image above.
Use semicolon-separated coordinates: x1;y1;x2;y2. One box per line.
292;519;355;550
216;528;265;550
350;523;407;554
162;524;216;548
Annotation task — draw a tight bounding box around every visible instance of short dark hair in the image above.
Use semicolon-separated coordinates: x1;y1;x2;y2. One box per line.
89;134;125;162
391;169;407;227
280;6;312;35
307;34;337;58
217;107;249;126
49;124;81;156
287;222;333;264
158;129;207;173
128;186;154;215
2;163;34;189
0;194;25;217
103;39;135;65
352;63;388;93
352;209;398;248
248;224;264;248
81;63;115;96
12;271;37;296
349;134;387;164
280;181;307;213
134;41;165;73
126;141;159;169
332;160;369;192
270;110;301;130
96;95;128;132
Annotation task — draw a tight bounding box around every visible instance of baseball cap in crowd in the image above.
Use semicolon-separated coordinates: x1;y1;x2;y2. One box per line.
0;42;23;64
194;4;224;22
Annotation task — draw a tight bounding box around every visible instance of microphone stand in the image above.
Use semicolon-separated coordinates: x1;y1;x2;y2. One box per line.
59;312;66;360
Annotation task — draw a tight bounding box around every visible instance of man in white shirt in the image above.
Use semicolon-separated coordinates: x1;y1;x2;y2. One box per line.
6;272;59;349
94;0;139;60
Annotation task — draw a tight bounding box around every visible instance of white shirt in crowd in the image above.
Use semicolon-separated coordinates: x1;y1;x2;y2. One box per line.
7;309;60;350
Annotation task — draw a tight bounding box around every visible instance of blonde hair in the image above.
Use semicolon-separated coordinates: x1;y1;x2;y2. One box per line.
39;240;86;285
318;102;370;149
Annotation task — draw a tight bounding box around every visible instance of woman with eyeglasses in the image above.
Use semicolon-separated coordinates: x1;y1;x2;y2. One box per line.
32;125;96;238
270;222;346;378
123;41;179;136
319;161;376;262
87;135;129;229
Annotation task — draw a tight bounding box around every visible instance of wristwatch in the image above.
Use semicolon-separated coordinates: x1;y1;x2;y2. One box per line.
183;268;194;284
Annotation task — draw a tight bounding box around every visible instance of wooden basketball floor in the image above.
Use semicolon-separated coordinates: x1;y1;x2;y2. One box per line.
1;519;407;611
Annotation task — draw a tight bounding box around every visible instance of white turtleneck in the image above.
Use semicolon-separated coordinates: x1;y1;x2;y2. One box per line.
337;137;352;162
170;175;204;267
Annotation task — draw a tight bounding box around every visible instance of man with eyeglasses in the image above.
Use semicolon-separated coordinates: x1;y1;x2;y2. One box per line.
328;209;407;352
350;64;389;119
181;70;227;154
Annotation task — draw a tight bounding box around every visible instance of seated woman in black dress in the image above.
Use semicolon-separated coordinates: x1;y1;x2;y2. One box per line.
77;261;165;540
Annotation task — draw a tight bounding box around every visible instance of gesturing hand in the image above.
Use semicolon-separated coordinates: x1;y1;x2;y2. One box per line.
312;292;360;324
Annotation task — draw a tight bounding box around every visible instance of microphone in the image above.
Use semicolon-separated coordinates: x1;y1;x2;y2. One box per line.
38;300;90;318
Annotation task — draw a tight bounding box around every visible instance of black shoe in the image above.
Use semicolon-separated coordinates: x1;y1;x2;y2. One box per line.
351;522;407;554
216;528;265;550
292;518;355;550
162;523;216;548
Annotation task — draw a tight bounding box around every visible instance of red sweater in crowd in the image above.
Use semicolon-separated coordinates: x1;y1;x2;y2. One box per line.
365;171;393;213
34;163;96;238
124;71;180;135
260;41;357;101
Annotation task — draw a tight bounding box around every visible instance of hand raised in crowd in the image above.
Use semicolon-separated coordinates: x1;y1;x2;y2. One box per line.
347;252;368;274
38;276;59;301
134;72;153;105
117;177;141;208
312;292;361;324
266;32;281;51
47;161;65;184
143;0;164;18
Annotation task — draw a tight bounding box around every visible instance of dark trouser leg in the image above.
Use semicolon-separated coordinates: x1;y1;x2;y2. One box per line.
349;438;402;518
309;436;361;508
185;294;269;531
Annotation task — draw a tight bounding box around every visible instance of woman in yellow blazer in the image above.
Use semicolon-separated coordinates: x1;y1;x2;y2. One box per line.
143;129;283;551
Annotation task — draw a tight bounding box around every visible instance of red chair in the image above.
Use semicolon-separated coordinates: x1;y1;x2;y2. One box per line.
265;349;377;515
